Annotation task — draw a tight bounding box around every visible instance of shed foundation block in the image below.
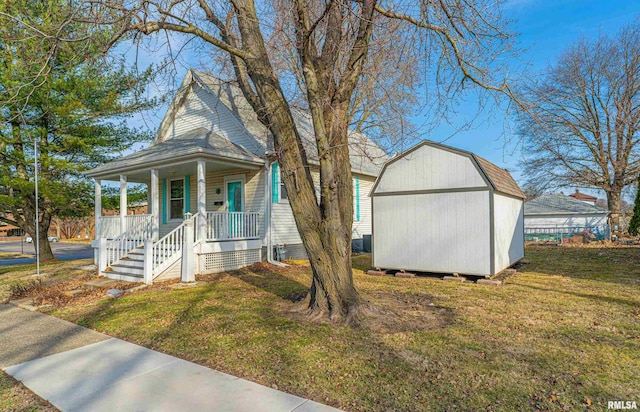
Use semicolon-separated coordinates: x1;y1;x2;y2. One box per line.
443;276;466;282
395;272;415;278
367;270;387;277
477;279;502;286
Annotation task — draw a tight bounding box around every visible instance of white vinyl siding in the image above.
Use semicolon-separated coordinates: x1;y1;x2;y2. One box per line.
272;170;376;245
160;83;264;155
374;144;487;193
493;193;525;274
352;175;374;240
524;214;608;229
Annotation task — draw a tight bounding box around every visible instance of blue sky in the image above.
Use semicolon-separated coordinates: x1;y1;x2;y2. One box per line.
425;0;640;197
427;1;639;183
124;0;640;196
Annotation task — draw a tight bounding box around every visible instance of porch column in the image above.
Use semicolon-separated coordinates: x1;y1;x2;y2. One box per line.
197;160;207;241
151;169;159;241
94;179;101;239
120;174;127;234
94;179;102;266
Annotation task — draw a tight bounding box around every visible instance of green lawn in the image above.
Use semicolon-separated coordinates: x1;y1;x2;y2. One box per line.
23;248;640;411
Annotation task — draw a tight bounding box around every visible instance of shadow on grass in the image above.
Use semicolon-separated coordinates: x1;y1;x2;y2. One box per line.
229;266;310;302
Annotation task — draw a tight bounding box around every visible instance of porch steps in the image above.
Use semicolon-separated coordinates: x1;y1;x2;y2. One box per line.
106;244;183;282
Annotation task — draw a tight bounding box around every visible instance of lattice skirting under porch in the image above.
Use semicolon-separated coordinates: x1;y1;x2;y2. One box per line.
199;249;262;274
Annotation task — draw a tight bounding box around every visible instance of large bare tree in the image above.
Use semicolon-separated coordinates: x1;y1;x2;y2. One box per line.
71;0;516;322
516;20;640;227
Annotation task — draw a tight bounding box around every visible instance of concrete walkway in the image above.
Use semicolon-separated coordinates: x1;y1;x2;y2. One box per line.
0;305;340;412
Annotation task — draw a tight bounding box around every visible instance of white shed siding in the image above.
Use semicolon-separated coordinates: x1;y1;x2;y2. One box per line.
160;84;263;155
524;214;608;229
374;145;486;193
493;194;525;273
373;191;491;275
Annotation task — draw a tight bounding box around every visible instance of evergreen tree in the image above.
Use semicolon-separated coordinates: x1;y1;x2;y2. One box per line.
628;176;640;236
0;0;154;260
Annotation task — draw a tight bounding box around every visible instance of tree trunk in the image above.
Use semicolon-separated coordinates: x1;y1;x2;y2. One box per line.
23;213;55;262
607;188;623;232
37;228;55;262
230;0;370;322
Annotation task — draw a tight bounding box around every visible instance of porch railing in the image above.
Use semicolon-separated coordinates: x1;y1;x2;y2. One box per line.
99;214;152;239
104;215;154;268
152;213;198;277
205;211;260;241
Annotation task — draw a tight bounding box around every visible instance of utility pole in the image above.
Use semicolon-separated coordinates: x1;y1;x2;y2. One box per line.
34;138;40;276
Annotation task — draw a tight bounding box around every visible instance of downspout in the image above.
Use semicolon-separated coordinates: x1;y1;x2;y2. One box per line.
265;155;286;267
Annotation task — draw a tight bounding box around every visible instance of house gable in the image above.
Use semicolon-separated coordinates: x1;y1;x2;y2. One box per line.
159;81;265;157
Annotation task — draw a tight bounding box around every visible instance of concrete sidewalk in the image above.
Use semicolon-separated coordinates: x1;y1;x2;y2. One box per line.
0;305;340;412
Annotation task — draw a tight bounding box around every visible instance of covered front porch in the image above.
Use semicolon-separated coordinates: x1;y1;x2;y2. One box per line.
94;165;264;243
87;134;268;283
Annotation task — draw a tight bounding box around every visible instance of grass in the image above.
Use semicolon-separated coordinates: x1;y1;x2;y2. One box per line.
30;248;639;411
0;371;57;411
0;259;93;300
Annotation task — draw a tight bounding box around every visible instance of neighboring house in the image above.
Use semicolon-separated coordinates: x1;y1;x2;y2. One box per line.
568;189;597;206
370;141;525;277
86;69;387;283
0;220;22;240
524;194;610;241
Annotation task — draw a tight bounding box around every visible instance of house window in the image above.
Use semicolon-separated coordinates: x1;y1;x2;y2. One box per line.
272;162;288;203
169;179;184;220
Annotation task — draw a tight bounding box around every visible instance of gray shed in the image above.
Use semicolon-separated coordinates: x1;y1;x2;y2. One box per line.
370;141;526;277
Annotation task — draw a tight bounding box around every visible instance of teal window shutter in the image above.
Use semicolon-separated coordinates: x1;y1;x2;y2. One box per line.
161;179;167;224
184;175;191;213
354;177;360;222
272;162;279;203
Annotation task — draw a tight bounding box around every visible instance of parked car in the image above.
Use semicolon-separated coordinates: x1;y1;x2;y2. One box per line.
24;236;60;243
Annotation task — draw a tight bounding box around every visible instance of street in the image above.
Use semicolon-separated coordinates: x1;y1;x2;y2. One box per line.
0;241;93;265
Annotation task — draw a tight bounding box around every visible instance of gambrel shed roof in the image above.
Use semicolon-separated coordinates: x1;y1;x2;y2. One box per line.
371;140;525;199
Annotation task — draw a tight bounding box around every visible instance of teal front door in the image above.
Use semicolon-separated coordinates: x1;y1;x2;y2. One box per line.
227;181;243;237
227;181;243;212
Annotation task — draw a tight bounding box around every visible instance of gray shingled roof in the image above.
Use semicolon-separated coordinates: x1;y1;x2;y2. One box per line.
474;156;525;199
525;194;609;215
87;128;263;177
192;70;389;176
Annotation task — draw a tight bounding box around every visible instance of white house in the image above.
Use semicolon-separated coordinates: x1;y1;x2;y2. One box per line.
87;69;387;283
524;194;610;241
370;141;525;277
